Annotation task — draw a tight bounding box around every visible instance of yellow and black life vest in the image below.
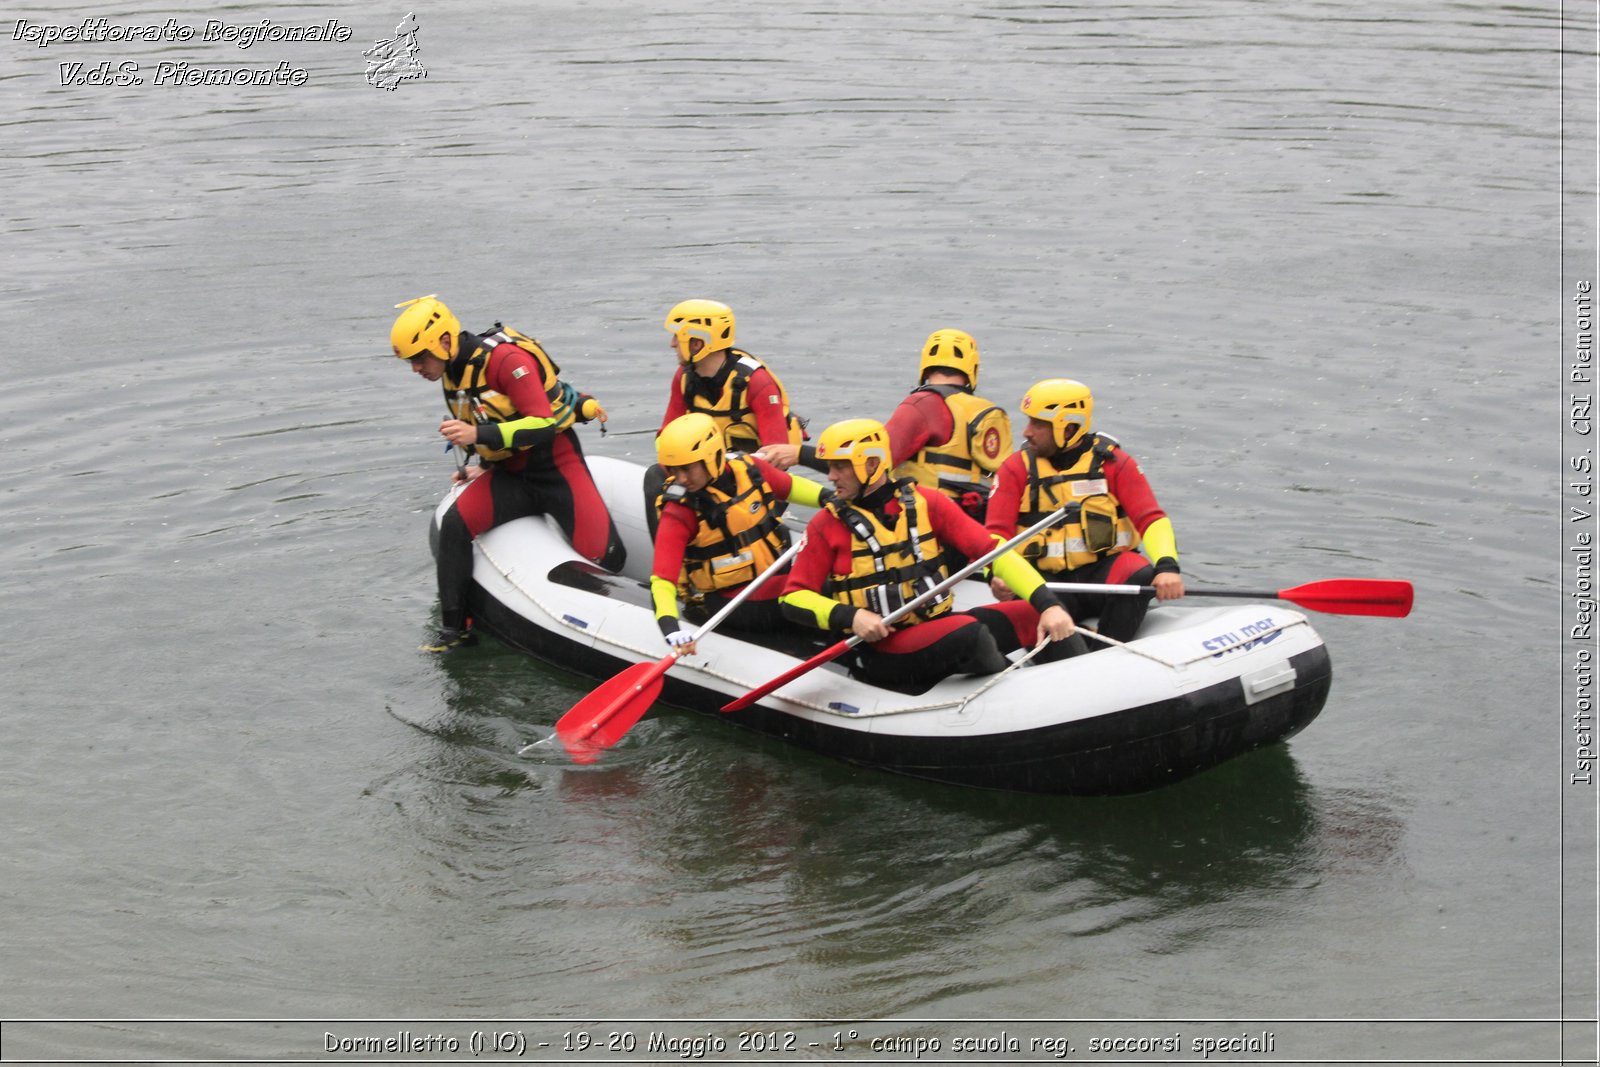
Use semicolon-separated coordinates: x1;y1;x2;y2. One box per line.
680;348;804;452
1016;434;1140;572
893;384;1013;503
659;456;791;597
442;325;581;463
823;479;953;623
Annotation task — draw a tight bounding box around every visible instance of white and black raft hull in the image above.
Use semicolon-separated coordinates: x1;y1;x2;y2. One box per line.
431;456;1332;795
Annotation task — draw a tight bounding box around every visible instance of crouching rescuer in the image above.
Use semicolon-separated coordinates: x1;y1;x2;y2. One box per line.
391;294;624;653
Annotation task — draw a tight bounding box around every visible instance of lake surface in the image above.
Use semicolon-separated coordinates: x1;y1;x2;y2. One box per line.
1;1;1593;1063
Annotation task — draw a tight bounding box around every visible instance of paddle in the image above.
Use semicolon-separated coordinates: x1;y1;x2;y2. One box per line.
719;505;1071;714
1045;577;1414;618
548;536;807;760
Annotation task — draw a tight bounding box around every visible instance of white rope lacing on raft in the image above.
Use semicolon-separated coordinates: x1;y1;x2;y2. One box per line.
1076;625;1183;668
475;538;1308;719
950;635;1051;710
1079;619;1308;669
474;538;965;716
827;616;1312;720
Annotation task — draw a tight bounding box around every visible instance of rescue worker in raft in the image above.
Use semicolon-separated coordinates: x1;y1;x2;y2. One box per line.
650;413;834;655
392;295;625;653
758;328;1011;522
658;299;805;453
779;418;1085;693
984;378;1184;646
649;298;807;534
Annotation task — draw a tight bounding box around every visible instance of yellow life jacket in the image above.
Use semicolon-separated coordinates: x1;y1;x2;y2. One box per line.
443;326;581;463
1015;434;1140;572
680;348;804;452
823;480;953;623
893;385;1013;503
659;456;791;597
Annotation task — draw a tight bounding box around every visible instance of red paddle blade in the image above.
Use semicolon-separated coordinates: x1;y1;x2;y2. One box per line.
1279;579;1414;618
555;657;673;761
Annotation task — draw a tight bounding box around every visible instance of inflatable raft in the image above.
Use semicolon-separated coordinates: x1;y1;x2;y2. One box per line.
433;456;1332;795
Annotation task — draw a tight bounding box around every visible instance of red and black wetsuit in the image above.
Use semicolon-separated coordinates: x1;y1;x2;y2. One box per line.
650;455;796;635
985;441;1173;642
791;388;952;472
435;334;624;632
781;481;1077;693
660;360;795;448
882;387;956;467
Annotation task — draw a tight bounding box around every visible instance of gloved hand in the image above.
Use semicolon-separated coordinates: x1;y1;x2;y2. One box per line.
666;626;698;656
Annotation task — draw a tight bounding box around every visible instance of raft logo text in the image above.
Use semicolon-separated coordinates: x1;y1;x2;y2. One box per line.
1199;616;1282;658
1570;280;1595;787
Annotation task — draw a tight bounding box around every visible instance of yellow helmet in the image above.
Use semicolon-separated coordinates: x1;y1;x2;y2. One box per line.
918;328;980;387
391;295;460;360
1021;378;1094;450
663;299;736;364
656;412;726;479
815;418;892;485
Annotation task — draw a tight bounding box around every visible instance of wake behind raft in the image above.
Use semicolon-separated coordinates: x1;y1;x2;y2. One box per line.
430;455;1334;795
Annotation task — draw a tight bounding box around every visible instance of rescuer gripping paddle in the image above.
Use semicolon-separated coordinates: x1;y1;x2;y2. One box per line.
1044;578;1413;618
720;505;1072;714
539;536;807;760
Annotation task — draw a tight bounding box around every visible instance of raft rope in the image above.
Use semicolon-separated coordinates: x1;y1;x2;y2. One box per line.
817;616;1310;721
475;536;1308;719
1080;618;1310;670
1076;625;1183;669
475;535;965;716
947;635;1052;713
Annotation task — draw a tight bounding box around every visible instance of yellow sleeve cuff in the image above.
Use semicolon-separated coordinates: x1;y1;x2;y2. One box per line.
991;549;1045;601
785;475;828;509
1141;516;1178;565
779;589;838;630
492;413;561;449
650;576;681;621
